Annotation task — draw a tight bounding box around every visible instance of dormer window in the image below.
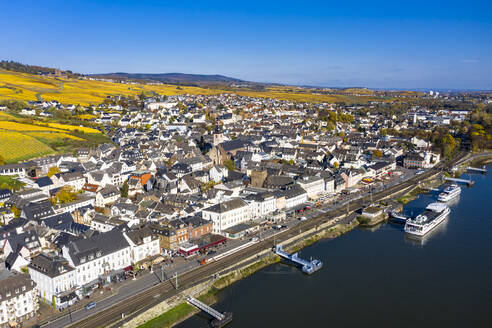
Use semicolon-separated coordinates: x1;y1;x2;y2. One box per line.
21;286;26;291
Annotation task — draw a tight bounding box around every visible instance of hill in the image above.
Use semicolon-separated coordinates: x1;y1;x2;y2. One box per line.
90;72;244;86
0;61;407;106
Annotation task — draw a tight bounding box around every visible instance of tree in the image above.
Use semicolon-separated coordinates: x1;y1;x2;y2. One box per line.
47;166;60;177
441;134;456;158
224;159;235;171
53;186;77;204
120;181;129;198
0;154;4;165
372;149;383;157
11;205;20;218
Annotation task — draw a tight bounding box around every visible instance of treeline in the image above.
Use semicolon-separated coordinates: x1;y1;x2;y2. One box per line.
0;60;78;77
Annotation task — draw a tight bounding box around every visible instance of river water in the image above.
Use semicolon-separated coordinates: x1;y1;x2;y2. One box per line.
178;166;492;328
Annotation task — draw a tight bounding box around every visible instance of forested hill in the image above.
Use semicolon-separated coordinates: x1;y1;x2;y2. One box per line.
0;60;78;77
90;72;245;85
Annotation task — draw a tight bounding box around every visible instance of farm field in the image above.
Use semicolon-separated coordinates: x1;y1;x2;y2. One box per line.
0;114;108;163
46;122;101;134
0;69;390;106
0;121;62;132
0;130;55;163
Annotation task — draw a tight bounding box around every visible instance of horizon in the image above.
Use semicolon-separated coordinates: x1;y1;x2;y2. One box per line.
1;0;491;90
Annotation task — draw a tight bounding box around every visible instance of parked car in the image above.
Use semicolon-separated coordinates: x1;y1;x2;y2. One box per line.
299;216;307;221
85;302;97;310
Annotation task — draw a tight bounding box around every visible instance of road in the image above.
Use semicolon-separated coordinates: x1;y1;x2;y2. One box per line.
41;152;468;328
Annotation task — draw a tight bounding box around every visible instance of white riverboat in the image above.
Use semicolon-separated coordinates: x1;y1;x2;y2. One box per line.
437;184;461;202
404;202;450;236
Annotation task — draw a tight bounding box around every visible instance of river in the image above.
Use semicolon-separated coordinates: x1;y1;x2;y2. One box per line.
177;166;492;328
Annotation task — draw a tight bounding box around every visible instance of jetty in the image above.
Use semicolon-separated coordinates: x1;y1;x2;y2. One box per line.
467;166;487;174
186;296;232;328
275;245;322;274
444;177;474;186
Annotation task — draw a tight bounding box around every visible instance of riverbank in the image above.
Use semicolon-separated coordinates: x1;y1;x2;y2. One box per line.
396;174;443;205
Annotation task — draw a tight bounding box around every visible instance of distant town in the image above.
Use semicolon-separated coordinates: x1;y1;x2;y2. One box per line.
0;85;491;328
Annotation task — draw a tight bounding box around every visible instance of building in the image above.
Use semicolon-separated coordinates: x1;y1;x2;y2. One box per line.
95;185;120;207
201;198;251;234
28;254;77;308
123;227;160;264
129;171;152;187
62;230;131;287
244;192;276;219
296;176;325;199
403;154;426;169
0;273;38;327
277;185;308;209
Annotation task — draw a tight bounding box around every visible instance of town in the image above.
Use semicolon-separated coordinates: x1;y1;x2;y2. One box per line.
0;89;491;328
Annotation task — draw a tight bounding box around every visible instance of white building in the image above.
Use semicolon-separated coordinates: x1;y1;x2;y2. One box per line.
244;192;276;219
281;186;308;209
209;166;228;183
296;176;325;199
62;230;131;287
95;185;120;207
201;198;251;234
123;227;160;264
28;254;77;308
53;197;95;214
0;274;38;326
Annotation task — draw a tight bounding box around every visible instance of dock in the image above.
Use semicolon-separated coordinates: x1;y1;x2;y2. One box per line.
187;296;232;328
275;245;322;274
467;166;487;174
444;177;474;186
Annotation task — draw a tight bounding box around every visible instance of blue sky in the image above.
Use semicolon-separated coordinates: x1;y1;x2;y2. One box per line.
1;0;491;89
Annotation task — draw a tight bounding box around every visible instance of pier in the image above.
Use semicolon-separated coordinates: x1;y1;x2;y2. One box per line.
467;166;487;174
444;177;474;186
275;245;323;274
187;296;232;328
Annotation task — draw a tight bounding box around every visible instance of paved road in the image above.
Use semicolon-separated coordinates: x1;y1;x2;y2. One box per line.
41;152;468;328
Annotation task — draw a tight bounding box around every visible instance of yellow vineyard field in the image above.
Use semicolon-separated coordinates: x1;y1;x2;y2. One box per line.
25;131;85;141
46;122;101;134
0;121;62;132
0;131;54;162
0;68;387;106
0;112;16;120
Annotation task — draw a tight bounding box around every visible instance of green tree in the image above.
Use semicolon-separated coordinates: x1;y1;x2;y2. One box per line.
121;181;129;198
441;134;456;158
224;159;235;171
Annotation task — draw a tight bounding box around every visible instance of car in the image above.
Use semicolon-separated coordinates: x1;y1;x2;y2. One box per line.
85;302;97;310
250;237;259;242
299;216;307;221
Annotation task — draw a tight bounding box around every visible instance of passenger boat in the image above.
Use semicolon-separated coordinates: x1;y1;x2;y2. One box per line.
404;202;450;236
